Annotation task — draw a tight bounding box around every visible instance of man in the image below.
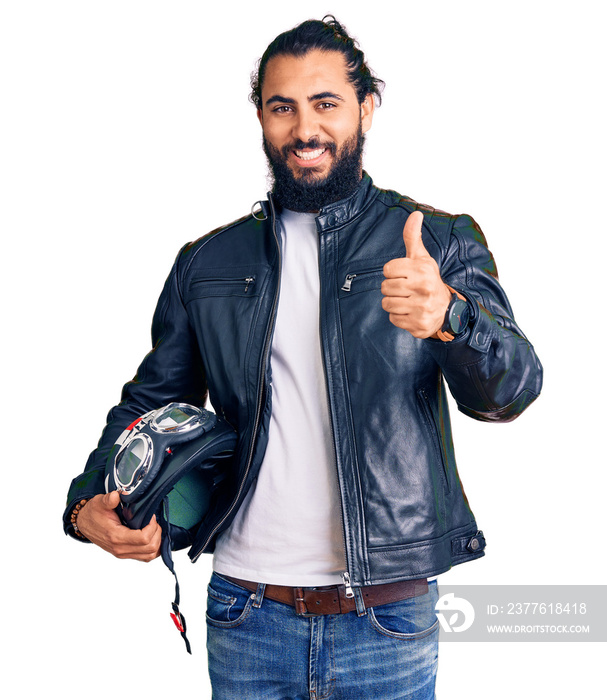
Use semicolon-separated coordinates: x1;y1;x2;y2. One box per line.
64;16;542;699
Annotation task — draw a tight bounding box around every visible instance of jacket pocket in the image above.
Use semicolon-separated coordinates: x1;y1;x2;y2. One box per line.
418;388;450;494
189;275;256;297
340;267;384;295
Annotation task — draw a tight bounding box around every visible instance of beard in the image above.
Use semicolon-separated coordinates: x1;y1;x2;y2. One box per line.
263;125;365;212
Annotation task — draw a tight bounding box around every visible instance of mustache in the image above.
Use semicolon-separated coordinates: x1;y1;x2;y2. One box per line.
280;139;338;159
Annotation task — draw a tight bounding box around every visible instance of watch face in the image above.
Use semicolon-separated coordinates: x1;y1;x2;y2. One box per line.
448;300;470;334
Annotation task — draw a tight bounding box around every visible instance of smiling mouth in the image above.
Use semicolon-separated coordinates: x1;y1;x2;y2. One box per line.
294;147;327;161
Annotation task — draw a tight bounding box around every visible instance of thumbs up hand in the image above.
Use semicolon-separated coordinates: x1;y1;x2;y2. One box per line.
381;211;452;338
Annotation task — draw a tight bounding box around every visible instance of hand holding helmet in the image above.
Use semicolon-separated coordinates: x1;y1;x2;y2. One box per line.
76;491;162;562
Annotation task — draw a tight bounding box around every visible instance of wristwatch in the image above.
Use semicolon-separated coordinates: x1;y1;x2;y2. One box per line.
437;286;470;342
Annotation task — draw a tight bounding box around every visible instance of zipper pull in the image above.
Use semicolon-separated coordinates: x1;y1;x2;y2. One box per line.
244;276;255;293
342;571;355;598
342;274;356;292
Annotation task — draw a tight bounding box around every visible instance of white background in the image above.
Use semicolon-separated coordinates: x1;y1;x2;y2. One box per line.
2;1;605;697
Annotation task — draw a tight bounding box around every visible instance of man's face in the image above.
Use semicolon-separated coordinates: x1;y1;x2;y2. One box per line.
257;49;374;211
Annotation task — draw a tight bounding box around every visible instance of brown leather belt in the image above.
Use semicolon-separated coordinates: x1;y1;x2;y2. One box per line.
222;575;428;616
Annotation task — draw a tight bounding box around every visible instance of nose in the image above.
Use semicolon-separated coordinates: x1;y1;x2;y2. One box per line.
291;106;320;144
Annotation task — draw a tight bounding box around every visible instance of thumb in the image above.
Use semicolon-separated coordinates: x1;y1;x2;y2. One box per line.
102;490;122;510
403;211;427;259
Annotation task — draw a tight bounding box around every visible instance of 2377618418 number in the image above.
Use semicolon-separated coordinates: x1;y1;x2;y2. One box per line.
505;602;587;615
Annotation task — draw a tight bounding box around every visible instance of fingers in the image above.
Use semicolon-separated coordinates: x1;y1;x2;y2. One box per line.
381;295;442;338
112;516;162;562
381;211;451;338
76;493;161;562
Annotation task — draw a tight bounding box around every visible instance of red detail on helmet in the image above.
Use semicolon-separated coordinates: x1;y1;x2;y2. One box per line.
170;612;184;633
126;416;145;431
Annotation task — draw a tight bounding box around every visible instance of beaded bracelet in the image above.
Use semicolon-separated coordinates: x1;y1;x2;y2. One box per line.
70;499;90;540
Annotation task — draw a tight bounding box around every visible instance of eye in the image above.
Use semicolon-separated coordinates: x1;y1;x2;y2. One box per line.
272;105;294;114
317;102;336;110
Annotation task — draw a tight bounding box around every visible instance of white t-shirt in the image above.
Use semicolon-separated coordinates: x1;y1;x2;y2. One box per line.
212;208;347;586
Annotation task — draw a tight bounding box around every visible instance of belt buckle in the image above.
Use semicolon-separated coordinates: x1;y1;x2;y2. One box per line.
294;586;343;617
294;592;321;617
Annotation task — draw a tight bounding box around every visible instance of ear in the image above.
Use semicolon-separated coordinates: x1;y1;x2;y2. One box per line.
360;95;375;134
257;107;263;127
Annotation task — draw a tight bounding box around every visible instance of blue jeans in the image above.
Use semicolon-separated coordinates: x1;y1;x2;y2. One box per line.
206;573;439;700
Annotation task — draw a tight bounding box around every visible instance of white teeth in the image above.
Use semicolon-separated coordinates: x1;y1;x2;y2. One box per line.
295;148;326;161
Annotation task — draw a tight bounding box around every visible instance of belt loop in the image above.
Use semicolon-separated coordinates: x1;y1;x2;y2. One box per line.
253;582;266;608
353;586;367;617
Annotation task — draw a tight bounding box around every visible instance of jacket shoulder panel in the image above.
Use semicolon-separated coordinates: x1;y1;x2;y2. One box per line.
374;185;452;216
181;212;256;259
177;211;274;281
372;185;456;259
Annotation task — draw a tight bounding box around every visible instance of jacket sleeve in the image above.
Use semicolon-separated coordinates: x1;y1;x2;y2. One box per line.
424;213;542;422
62;247;208;538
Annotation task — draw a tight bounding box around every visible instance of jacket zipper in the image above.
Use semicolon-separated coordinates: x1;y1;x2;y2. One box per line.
192;202;281;560
419;388;450;493
342;571;354;598
341;268;384;292
190;276;256;293
320;229;355;596
324;377;354;596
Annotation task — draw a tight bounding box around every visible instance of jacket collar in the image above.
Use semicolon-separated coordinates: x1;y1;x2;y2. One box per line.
265;171;377;231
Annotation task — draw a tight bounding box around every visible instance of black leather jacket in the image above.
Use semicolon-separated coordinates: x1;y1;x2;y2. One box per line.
64;173;542;586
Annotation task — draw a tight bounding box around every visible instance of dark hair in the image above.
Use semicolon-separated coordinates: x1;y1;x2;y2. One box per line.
250;15;385;109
